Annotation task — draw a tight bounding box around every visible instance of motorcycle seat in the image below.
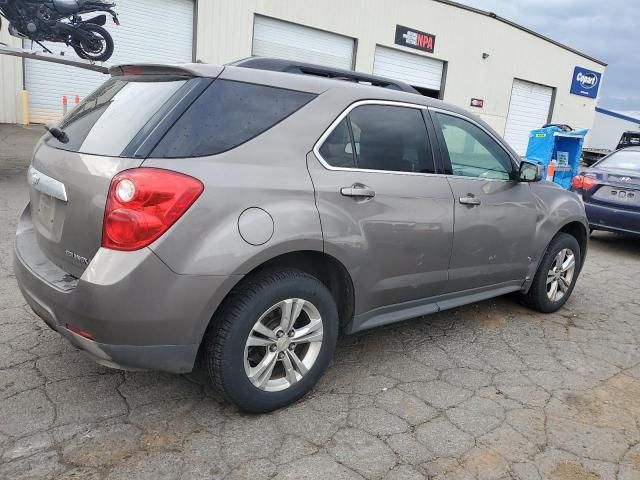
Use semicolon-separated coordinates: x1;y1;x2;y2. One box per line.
53;0;81;15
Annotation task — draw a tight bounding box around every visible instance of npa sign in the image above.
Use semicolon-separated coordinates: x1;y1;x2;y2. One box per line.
395;25;435;53
570;66;601;99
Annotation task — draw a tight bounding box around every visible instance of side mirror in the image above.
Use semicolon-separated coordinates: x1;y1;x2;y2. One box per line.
518;160;543;182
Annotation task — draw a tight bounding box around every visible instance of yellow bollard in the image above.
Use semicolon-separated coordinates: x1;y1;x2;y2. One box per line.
21;90;30;126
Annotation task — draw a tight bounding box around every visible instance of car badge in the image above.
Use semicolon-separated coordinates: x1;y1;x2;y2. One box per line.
30;170;40;186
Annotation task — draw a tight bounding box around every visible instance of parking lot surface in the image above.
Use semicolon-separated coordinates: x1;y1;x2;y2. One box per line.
1;124;640;479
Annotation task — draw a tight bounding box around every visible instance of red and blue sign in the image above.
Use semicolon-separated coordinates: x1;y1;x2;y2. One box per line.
570;66;601;99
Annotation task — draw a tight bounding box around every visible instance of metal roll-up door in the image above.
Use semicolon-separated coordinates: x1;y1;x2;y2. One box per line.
373;46;444;96
252;16;354;70
504;79;554;155
24;0;194;124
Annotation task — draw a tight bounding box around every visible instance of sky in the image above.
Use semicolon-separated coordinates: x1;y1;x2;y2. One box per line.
458;0;640;118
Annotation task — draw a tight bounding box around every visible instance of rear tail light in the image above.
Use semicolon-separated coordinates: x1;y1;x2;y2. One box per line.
102;168;203;251
571;175;598;190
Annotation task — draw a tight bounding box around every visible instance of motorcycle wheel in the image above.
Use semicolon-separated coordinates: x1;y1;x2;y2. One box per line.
72;24;114;62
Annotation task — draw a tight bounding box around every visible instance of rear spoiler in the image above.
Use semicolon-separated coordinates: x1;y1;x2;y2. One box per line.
110;64;196;77
109;63;224;78
0;43;109;73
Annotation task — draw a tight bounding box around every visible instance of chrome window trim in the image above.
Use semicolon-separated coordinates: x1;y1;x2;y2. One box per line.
313;100;519;181
27;166;68;202
312;100;441;178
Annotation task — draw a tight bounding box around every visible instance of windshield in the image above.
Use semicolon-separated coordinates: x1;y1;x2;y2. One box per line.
598;150;640;172
46;78;187;156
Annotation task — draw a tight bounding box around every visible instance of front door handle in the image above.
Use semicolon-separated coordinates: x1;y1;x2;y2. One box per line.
341;184;376;199
459;196;481;206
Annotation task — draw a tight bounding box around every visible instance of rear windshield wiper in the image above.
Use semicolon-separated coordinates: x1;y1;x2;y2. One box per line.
45;125;69;144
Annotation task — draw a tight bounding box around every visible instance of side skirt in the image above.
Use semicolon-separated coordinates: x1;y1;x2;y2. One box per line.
346;280;524;334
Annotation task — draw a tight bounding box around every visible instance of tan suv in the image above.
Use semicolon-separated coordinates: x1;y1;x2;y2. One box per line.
14;58;588;412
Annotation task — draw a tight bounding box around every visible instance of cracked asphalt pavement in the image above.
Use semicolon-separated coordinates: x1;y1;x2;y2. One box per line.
2;124;640;479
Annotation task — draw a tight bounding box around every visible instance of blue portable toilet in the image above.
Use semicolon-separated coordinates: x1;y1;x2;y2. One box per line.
524;126;587;189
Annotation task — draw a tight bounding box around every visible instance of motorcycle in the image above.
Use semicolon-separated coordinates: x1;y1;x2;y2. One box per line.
0;0;119;62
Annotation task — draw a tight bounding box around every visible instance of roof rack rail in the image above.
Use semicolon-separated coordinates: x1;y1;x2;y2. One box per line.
230;57;419;94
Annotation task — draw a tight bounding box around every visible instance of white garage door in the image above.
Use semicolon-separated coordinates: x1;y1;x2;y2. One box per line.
25;0;194;124
252;16;354;70
373;46;444;93
503;79;554;155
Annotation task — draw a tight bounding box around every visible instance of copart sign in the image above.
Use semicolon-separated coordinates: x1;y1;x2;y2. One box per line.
570;66;602;99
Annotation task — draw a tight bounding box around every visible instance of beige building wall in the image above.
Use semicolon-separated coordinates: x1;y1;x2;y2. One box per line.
195;0;606;135
0;0;606;131
0;21;24;124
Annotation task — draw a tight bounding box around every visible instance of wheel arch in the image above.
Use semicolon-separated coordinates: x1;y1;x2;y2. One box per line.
197;250;355;358
523;218;588;293
254;250;356;328
557;220;588;270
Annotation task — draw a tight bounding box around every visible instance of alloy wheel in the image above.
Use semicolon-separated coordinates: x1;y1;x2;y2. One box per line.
546;248;576;302
244;299;323;392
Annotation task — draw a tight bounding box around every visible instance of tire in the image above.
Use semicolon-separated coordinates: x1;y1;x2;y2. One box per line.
72;24;114;62
520;233;581;313
205;269;339;412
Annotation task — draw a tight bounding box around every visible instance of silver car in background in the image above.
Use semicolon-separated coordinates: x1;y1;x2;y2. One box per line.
14;59;588;412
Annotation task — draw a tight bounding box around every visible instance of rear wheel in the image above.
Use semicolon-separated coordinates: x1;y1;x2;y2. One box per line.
72;24;114;62
521;233;581;313
205;269;338;412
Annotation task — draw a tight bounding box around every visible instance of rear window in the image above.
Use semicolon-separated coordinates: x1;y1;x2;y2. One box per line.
151;80;316;158
46;78;187;156
599;150;640;172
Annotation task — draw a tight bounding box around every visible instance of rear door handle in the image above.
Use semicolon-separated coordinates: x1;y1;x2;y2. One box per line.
341;184;376;198
459;196;481;206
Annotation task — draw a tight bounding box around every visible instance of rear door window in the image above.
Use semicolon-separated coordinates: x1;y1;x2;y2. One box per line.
152;80;316;158
318;118;356;168
350;105;435;174
47;78;188;156
318;104;435;174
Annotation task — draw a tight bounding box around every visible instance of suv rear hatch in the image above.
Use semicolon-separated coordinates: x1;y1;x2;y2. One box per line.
28;68;217;278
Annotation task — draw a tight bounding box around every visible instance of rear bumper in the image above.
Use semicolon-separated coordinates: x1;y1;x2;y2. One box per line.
14;204;239;373
585;202;640;236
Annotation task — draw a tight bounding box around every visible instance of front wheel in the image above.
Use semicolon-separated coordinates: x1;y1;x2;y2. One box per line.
205;269;339;412
72;24;114;62
520;233;581;313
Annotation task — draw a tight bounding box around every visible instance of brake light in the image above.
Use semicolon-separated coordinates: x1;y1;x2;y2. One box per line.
120;66;145;76
102;168;203;251
571;175;598;190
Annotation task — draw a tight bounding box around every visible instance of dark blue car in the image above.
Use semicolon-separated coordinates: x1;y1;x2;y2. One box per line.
572;147;640;236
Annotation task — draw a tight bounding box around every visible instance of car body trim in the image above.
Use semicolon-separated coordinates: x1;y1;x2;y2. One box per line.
28;166;68;202
347;280;523;333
